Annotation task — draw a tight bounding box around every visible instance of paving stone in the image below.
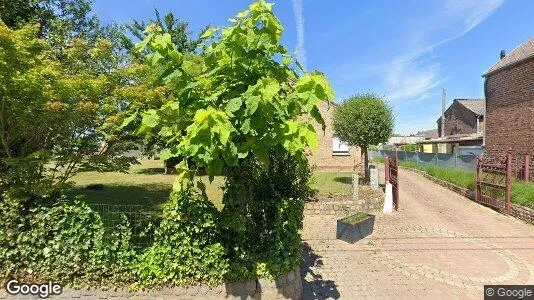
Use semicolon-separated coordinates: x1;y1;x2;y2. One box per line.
300;166;534;299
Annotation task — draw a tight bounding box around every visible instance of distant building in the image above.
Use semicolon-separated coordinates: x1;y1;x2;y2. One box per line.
387;135;424;146
417;99;484;155
484;38;534;158
415;129;439;140
437;99;484;137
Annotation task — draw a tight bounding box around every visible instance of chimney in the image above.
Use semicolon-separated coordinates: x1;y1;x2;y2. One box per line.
500;50;506;60
441;88;446;137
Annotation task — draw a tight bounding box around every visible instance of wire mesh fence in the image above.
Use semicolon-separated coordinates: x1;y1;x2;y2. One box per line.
370;150;478;171
88;204;162;250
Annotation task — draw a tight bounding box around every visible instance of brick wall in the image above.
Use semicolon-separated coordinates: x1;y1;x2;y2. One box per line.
305;102;361;171
437;101;479;137
485;58;534;157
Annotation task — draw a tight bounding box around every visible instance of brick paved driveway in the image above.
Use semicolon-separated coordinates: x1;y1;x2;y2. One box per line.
301;168;534;299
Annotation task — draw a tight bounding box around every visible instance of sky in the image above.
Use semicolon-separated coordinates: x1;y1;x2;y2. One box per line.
93;0;534;135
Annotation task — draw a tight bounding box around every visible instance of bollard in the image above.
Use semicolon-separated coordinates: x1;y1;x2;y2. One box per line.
352;174;359;199
369;166;379;190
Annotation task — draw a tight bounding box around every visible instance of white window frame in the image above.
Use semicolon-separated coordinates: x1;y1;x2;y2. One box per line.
332;136;350;156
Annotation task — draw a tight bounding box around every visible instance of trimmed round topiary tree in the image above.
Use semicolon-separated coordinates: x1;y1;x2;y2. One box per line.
333;93;394;183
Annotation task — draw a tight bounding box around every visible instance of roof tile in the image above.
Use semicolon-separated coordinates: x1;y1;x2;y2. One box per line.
485;37;534;75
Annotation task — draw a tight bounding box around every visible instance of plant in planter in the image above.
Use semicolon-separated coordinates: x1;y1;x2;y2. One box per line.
336;212;375;244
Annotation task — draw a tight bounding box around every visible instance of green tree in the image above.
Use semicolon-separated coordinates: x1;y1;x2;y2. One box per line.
0;22;137;203
126;0;334;185
125;9;206;55
333;93;394;182
125;0;333;280
0;0;128;57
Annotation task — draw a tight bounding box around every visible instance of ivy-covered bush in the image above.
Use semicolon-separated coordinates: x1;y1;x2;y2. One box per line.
0;196;136;287
221;148;310;281
135;190;228;287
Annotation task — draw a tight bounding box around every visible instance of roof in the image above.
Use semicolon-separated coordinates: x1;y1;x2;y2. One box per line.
414;129;439;139
456;99;484;115
417;132;483;144
485;37;534;76
437;99;484;123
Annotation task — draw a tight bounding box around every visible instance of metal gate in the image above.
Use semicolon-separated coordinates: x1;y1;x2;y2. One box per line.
385;155;399;210
476;150;512;212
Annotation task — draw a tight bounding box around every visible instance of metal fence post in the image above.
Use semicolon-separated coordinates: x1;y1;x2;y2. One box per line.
505;149;512;213
435;153;438;166
455;153;458;168
476;157;481;203
524;154;530;183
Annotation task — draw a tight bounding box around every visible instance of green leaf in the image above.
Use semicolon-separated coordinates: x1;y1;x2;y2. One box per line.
253;147;269;166
245;96;260;116
282;56;292;66
310;106;325;131
260;79;280;100
142;109;159;128
120;112;138;129
225;97;242;117
207;159;224;182
147;52;164;66
201;27;218;39
219;129;230;145
160;148;177;161
168;49;183;65
241;119;251;134
163;69;183;84
135;33;154;52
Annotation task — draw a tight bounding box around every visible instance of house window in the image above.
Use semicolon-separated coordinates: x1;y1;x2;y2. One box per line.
332;136;350;156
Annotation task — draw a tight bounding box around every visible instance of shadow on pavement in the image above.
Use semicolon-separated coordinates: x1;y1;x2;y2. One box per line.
300;242;340;299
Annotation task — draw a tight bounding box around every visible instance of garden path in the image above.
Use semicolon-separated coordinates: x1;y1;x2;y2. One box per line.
301;167;534;299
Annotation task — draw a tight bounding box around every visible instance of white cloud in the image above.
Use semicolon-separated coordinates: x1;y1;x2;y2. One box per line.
444;0;506;32
291;0;306;70
385;0;504;102
337;0;505;104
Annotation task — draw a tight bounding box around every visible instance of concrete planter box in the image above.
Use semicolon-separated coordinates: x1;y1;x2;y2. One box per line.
336;213;375;244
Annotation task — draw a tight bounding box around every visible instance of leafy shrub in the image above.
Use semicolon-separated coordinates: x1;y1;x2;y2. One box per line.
135;190;228;287
0;195;136;287
221;148;309;281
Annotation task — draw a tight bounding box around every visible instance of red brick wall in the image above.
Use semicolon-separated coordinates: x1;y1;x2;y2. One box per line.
305;102;361;171
485;58;534;157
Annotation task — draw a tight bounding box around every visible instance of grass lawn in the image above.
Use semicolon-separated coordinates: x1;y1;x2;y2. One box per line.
70;160;356;210
511;182;534;209
69;159;225;209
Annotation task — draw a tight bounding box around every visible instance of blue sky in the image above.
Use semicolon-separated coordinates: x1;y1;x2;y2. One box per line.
93;0;533;135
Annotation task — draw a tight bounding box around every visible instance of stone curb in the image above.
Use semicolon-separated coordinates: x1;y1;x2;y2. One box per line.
2;267;302;300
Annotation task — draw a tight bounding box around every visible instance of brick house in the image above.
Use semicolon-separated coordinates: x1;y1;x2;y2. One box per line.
417;99;484;155
305;102;361;171
484;38;534;157
437;99;484;137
